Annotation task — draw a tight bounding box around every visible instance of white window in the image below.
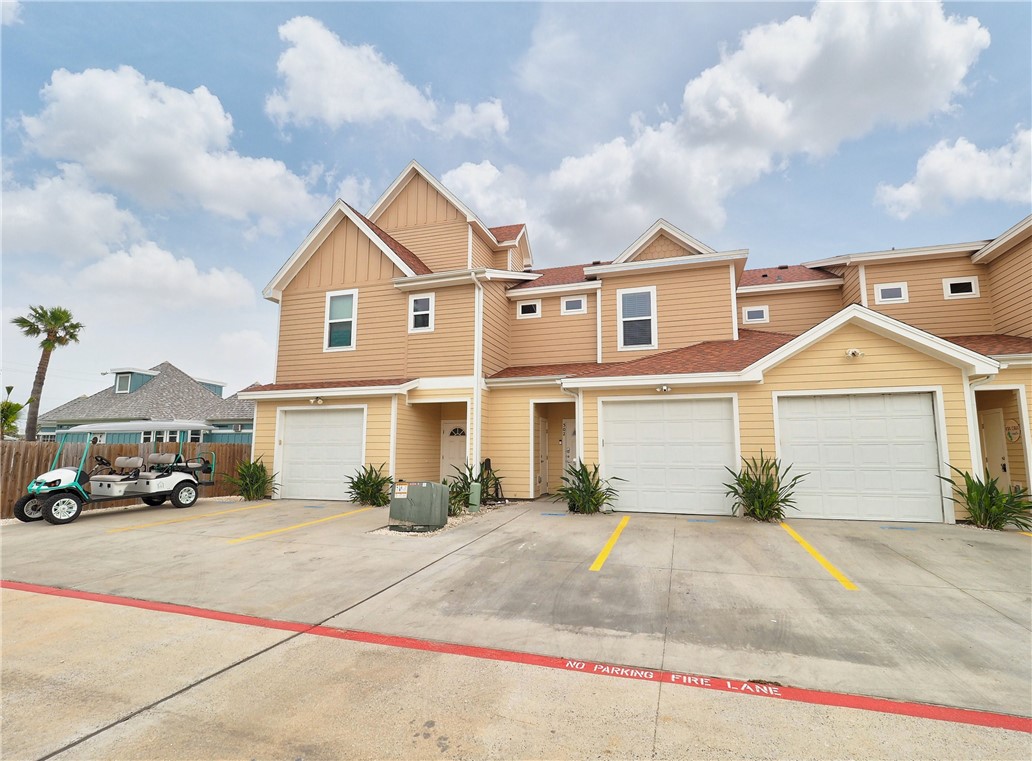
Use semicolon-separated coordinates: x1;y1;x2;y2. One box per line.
517;300;541;319
874;282;909;304
114;373;131;394
143;430;177;444
561;295;588;315
408;293;435;333
617;286;657;350
324;289;358;351
741;305;769;324
942;276;980;299
189;430;202;443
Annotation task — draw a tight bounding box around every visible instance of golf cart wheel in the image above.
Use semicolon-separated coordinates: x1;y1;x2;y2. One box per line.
43;493;83;525
170;482;198;509
13;494;45;522
142;495;167;506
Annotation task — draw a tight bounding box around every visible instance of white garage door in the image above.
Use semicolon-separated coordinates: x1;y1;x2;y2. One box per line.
279;408;365;500
778;394;943;522
602;398;736;514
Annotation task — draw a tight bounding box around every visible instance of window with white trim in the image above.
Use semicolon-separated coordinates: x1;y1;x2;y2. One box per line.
325;289;358;350
874;282;909;304
741;305;769;324
942;276;980;299
517;300;541;319
409;293;435;333
114;373;131;394
561;295;587;315
143;430;176;443
189;429;202;443
617;286;657;350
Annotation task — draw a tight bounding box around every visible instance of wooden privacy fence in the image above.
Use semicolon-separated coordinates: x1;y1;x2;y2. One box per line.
0;441;252;519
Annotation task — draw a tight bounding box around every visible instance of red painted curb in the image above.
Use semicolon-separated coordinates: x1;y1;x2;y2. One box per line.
4;579;1029;734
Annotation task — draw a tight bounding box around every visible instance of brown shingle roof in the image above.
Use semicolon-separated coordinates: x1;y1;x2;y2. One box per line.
510;262;602;290
347;204;433;275
245;378;415;393
943;334;1032;356
490;361;610;379
572;330;797;378
489;224;525;242
739;265;839;287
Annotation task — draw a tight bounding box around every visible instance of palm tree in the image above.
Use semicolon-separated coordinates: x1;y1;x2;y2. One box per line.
0;386;34;441
11;306;84;441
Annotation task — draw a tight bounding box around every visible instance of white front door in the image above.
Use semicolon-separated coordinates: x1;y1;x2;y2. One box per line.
441;420;468;480
602;398;737;514
280;408;364;500
980;408;1011;491
778;393;943;522
536;417;548;496
562;418;578;476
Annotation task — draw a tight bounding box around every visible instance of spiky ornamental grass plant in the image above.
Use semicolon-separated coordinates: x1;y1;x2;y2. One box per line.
346;463;393;506
941;465;1032;530
225;458;279;501
723;452;807;522
553;461;623;514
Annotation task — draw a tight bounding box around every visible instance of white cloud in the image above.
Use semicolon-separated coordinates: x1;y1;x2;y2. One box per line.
78;242;256;308
21;66;326;233
443;161;529;224
2;164;143;259
457;2;991;259
335;173;376;211
875;128;1031;219
265;16;507;140
2;0;21;26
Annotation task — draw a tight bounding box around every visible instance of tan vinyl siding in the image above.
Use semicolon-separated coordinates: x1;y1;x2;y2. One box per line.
395;401;443;482
635;234;693;261
471;230;494;269
987;237;1032;336
839;266;862;306
481;280;511;376
516;236;531;271
482;385;568;498
737;288;842;334
405;285;476;377
580;323;974;521
600;267;733;362
976;388;1029;490
386;221;469;273
510;292;596;366
252;397;392;481
864;258;994;335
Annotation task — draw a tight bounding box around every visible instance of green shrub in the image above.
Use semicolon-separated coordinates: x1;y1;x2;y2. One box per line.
940;466;1032;530
553;461;622;514
723;452;806;522
442;463;505;516
224;458;279;501
346;463;393;506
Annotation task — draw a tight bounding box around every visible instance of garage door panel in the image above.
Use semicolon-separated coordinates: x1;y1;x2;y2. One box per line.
779;393;942;522
280;409;365;501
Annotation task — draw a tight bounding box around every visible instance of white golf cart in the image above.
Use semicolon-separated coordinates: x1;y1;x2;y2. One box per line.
13;420;217;525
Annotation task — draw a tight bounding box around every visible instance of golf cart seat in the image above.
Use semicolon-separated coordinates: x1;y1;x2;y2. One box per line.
138;452;181;479
91;456;144;482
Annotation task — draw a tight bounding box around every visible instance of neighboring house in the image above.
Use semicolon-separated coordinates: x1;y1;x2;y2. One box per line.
239;160;1032;523
38;362;255;444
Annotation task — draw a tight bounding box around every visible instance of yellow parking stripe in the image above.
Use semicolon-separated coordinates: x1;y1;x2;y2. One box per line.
590;516;629;572
229;507;373;544
1020;532;1032;538
108;501;276;533
780;522;858;591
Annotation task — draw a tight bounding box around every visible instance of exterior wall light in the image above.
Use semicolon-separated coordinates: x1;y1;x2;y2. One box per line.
845;348;865;358
656;385;672;392
309;396;324;404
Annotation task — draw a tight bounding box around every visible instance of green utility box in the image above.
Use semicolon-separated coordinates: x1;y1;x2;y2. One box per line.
389;481;448;532
468;482;482;512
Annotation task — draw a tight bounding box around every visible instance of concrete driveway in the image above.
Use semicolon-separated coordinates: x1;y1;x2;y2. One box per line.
2;498;1030;759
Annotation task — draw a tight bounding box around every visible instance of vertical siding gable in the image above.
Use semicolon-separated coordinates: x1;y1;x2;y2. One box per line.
376;174;471;272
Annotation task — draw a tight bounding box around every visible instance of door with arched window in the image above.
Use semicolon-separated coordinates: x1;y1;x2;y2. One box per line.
440;420;468;480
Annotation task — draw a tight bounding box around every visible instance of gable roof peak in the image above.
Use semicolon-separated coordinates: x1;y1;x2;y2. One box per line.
612;219;718;264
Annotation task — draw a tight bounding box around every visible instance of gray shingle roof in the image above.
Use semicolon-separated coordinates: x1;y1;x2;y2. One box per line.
39;362;254;425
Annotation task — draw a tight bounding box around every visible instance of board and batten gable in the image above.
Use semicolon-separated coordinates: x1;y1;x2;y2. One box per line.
600;266;735;363
374;173;469;272
986;236;1032;337
509;292;597;366
737;288;842;334
862;258;994;335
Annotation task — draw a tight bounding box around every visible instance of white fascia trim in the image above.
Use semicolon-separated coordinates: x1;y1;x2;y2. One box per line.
109;367;160;376
993;354;1032;367
417;376;477;390
729;264;739;341
585;250;749;277
393;268;538;291
803;241;987;269
736;279;844;294
972;214;1032;263
743;304;1000;377
263;200;417;302
238;381;418;400
506;281;601;299
486;375;583;387
563;371;760;390
191;376;228;387
611;218;717;263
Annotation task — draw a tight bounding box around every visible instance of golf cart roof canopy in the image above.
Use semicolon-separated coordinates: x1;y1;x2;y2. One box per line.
63;420;215;434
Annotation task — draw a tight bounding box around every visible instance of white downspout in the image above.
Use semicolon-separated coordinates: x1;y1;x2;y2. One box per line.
965;373;994;479
471;272;485;473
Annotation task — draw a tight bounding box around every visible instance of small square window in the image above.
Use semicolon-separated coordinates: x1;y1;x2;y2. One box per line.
409;293;435;333
943;276;980;299
742;305;769;324
561;295;588;315
114;373;131;394
517;300;541;319
874;282;909;304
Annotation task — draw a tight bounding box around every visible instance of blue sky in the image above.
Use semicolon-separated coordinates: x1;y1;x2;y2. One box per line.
2;1;1029;416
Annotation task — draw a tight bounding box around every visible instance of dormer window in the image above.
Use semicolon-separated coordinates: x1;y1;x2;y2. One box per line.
517;300;541;319
942;276;979;300
874;282;909;304
114;373;131;394
742;305;769;324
